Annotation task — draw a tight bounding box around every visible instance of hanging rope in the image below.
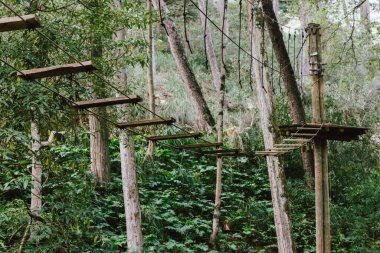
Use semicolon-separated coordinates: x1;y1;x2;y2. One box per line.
203;0;209;69
183;0;193;53
238;0;242;89
158;0;169;36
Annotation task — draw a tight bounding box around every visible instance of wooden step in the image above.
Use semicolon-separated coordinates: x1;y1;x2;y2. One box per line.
116;117;176;128
0;14;41;32
283;138;309;143
17;61;96;79
269;147;297;151
274;143;303;147
176;142;223;149
73;96;142;109
214;152;256;157
147;133;202;141
296;127;321;131
201;149;241;155
290;133;316;137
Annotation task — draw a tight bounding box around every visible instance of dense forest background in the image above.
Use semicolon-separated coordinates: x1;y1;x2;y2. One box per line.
0;0;379;252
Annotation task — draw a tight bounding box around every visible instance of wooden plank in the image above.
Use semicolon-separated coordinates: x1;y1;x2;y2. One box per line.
116;117;176;128
73;96;142;109
201;149;241;155
0;14;41;32
274;143;303;147
296;127;321;131
17;61;96;79
283;138;309;143
147;133;202;141
291;133;316;137
176;142;223;149
210;152;257;157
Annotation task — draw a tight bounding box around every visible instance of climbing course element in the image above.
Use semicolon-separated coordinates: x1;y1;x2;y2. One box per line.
116;117;176;128
0;14;41;32
176;142;223;149
147;133;202;141
17;61;96;80
73;96;142;109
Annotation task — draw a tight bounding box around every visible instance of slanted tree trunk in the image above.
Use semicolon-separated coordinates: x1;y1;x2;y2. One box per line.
209;1;227;247
152;0;215;130
113;2;144;249
247;6;296;252
198;0;221;91
261;0;314;190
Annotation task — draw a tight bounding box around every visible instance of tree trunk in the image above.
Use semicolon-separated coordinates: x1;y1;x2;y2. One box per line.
120;131;144;253
360;0;370;22
113;3;144;249
209;0;226;247
214;0;229;60
198;0;221;91
273;0;280;17
261;0;314;190
299;1;309;77
152;0;215;130
89;111;110;183
31;120;42;215
147;0;155;116
247;6;296;252
89;15;110;184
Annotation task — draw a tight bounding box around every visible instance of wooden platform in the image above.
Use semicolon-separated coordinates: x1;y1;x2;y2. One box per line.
201;149;241;155
116;117;176;128
279;123;368;141
147;133;202;141
73;96;142;109
176;142;223;149
0;14;41;32
17;61;96;79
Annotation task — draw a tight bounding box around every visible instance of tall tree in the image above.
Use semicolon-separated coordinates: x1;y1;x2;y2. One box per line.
246;5;296;252
114;1;144;251
209;0;227;247
88;1;110;184
261;0;314;189
359;0;370;22
152;0;215;130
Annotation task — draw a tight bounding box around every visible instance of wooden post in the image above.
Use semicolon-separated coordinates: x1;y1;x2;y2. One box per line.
307;23;330;253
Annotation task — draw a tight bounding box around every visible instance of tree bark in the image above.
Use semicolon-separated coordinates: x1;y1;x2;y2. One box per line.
89;13;110;184
120;131;144;253
113;3;144;249
152;0;215;130
198;0;221;91
359;0;370;22
89;111;110;183
247;6;296;252
273;0;280;17
209;0;226;247
299;1;309;77
147;0;155;116
261;0;314;190
31;121;42;215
